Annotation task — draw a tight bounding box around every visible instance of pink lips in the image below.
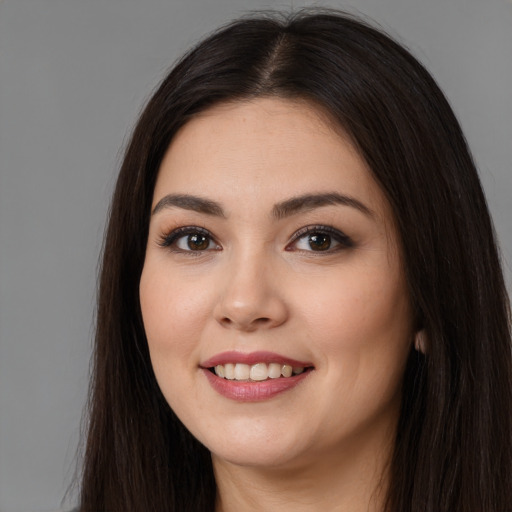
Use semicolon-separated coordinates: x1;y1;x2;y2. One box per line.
200;351;313;402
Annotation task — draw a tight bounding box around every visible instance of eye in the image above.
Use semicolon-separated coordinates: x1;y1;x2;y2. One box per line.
176;233;215;251
288;225;353;252
158;227;220;253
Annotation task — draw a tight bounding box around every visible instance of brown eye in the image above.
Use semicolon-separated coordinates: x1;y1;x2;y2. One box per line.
186;233;210;250
175;232;216;251
288;225;353;253
159;227;220;252
308;233;332;251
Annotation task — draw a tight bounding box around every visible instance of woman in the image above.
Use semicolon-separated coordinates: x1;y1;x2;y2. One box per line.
78;9;512;512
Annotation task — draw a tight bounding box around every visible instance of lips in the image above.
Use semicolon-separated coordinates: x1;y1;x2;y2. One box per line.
200;351;314;402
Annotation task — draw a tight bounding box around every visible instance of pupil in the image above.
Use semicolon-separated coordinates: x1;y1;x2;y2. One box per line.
309;233;331;251
188;234;209;250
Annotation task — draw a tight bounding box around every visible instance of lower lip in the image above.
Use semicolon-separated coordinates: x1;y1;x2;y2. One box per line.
202;368;311;402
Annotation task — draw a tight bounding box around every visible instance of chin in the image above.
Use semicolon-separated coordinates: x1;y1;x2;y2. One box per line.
191;417;313;469
210;442;305;469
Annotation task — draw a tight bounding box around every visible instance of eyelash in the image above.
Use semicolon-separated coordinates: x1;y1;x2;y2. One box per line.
157;224;354;254
158;226;220;254
286;225;354;253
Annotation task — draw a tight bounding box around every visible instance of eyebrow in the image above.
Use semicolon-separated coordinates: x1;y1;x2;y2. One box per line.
151;192;374;219
272;192;374;219
152;194;226;217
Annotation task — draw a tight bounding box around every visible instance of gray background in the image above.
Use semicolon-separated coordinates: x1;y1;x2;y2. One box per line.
0;0;510;511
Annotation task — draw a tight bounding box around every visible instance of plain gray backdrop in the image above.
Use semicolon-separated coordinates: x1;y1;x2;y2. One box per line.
1;1;511;511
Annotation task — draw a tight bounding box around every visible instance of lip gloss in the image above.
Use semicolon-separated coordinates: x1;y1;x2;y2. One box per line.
201;367;312;402
200;351;313;401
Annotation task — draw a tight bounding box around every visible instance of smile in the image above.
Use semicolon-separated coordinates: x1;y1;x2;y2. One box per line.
200;351;314;401
212;362;306;381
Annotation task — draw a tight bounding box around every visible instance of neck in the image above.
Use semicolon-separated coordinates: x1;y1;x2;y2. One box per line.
213;430;393;512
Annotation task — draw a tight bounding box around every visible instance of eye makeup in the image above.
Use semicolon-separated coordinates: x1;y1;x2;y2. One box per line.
156;221;354;258
157;225;220;253
286;224;354;253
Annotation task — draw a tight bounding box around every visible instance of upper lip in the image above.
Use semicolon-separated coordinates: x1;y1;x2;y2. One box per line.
200;351;313;368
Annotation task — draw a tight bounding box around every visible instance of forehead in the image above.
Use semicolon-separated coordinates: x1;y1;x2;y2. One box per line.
153;98;389;220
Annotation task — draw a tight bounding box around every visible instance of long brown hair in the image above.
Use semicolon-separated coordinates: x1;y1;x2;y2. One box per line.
79;10;512;511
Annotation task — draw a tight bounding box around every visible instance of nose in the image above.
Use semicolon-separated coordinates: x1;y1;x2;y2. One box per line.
213;253;289;332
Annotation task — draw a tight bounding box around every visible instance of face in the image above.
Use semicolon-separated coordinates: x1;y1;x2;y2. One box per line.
140;98;414;471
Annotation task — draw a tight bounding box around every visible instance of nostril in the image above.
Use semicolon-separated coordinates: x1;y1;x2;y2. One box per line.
219;316;272;330
254;317;271;325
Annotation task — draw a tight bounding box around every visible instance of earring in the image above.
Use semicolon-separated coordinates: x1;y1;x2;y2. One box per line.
414;330;427;354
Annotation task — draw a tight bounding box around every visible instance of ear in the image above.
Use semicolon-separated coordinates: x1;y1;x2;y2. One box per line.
414;329;428;354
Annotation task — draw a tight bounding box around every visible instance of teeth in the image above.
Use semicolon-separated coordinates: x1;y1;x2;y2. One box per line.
281;364;292;378
224;363;235;380
234;363;250;380
268;363;282;379
249;363;268;381
213;362;306;381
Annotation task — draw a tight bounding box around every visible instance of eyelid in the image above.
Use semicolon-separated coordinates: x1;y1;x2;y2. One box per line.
286;225;354;251
157;224;352;253
157;225;220;252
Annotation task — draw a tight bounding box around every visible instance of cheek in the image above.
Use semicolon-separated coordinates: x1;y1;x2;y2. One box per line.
301;263;409;337
139;262;216;421
299;270;411;437
139;262;212;370
297;261;412;388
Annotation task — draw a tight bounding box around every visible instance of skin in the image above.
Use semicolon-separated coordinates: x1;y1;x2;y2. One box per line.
140;98;416;511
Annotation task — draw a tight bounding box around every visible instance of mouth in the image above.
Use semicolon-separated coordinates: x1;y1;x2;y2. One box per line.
208;362;313;381
200;350;314;381
199;351;314;400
